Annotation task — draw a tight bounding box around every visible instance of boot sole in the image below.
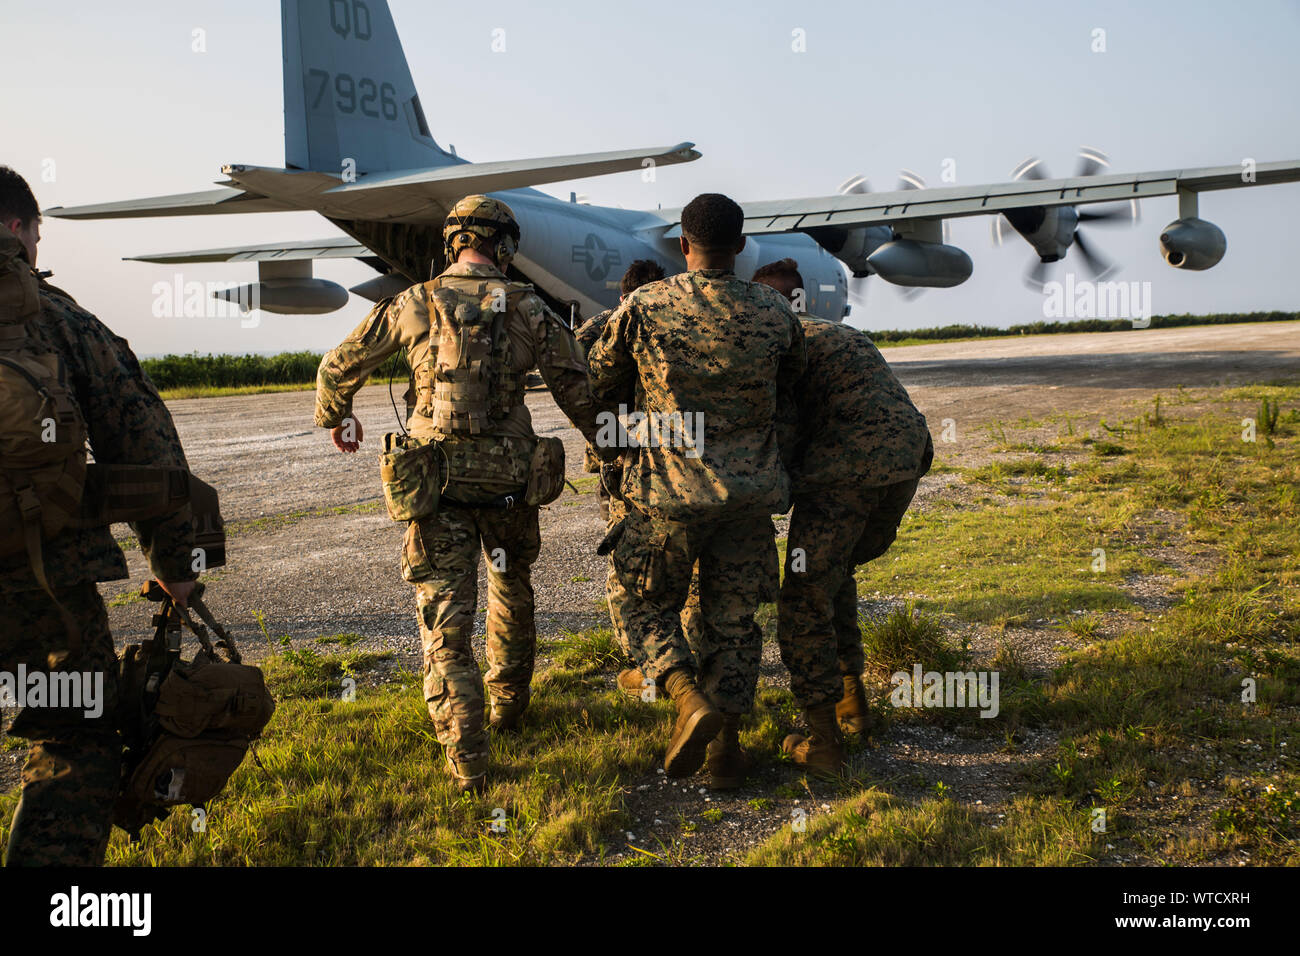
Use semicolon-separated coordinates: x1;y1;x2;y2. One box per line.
664;708;723;778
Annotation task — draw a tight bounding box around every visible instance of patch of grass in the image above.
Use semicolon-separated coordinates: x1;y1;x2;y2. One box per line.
1211;775;1299;864
861;499;1151;625
859;602;968;679
107;588;146;608
747;788;1097;865
314;633;364;648
260;647;395;700
159;383;315;400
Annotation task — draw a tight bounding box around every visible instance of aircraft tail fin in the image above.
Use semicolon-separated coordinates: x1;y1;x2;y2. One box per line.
281;0;456;174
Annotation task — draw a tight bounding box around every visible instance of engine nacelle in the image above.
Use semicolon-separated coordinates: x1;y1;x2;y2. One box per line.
212;277;350;315
804;224;893;276
866;240;973;288
1159;217;1226;271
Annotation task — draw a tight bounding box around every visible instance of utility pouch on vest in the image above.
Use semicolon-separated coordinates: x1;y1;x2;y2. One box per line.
439;434;533;504
524;436;566;506
379;432;442;521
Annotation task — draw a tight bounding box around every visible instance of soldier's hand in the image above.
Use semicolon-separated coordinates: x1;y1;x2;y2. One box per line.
331;416;364;453
158;579;196;609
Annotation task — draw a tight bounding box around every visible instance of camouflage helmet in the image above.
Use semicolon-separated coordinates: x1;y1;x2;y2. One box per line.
442;195;521;271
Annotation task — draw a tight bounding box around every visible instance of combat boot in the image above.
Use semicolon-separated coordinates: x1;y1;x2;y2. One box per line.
446;750;488;794
489;690;530;732
836;672;874;735
705;714;753;790
617;667;648;700
782;702;844;774
662;668;722;778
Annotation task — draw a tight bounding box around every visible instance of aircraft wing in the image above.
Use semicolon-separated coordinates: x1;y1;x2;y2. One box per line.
658;160;1300;235
126;237;369;264
43;187;297;221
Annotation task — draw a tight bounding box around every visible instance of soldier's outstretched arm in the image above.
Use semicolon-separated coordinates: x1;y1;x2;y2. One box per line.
315;291;418;448
42;288;196;587
525;294;607;448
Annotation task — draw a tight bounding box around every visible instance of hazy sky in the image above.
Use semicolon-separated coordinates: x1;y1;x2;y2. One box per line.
4;0;1299;356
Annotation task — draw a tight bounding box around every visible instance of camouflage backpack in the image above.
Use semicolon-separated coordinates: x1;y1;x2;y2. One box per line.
0;230;89;599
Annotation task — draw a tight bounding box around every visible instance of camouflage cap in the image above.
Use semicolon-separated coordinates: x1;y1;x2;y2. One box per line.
443;195;521;272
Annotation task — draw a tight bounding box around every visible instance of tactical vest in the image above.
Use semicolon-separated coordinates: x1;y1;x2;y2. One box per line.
0;237;89;601
411;275;537;501
415;275;530;435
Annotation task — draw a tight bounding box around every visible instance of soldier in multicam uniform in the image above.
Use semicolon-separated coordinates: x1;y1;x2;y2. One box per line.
587;194;805;788
0;167;197;865
315;195;607;793
574;259;664;696
752;258;933;772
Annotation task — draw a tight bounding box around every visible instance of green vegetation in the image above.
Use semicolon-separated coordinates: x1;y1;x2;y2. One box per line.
142;350;412;400
867;310;1297;345
859;603;969;679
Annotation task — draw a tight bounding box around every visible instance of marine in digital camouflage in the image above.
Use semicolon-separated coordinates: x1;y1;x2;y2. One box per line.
778;313;933;709
1;226;195;866
315;257;607;763
587;270;802;713
586;270;805;520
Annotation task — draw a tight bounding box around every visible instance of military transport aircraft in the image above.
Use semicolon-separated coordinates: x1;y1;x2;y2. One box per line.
45;0;1300;325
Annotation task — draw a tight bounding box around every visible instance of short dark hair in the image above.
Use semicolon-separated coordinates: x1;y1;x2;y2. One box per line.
620;259;665;296
0;166;40;228
680;193;744;250
753;257;804;295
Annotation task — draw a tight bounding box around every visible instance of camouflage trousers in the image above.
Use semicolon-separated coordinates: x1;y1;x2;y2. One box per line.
611;507;776;715
2;583;121;867
404;503;541;762
777;478;921;709
605;495;708;670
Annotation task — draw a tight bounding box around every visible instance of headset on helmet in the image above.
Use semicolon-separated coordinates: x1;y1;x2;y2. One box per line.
442;195;521;272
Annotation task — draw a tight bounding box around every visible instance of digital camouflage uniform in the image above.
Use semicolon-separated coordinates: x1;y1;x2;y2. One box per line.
0;228;195;865
315;261;604;764
778;316;933;709
587;270;804;715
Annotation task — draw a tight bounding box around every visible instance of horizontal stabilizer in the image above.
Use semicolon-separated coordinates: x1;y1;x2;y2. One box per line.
126;236;368;264
45;187;294;221
326;142;701;198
